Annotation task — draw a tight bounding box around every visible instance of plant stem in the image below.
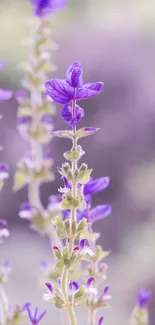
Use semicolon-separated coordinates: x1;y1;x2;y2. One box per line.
89;307;96;325
0;285;8;325
61;267;77;325
88;237;97;325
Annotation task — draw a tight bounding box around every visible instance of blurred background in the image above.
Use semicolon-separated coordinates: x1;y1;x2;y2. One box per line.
0;0;155;324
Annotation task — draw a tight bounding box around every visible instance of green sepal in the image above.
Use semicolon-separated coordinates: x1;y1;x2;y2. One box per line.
76;218;87;233
64;150;80;161
54;259;64;272
78;169;92;185
64;219;70;234
71;221;76;235
13;171;28;191
57;228;67;239
76;229;89;240
62;247;68;259
33;167;54;182
74;285;86;299
54;216;64;229
55;296;65;309
64;258;71;268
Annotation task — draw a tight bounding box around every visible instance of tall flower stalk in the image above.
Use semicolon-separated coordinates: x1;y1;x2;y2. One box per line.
43;61;110;325
14;0;67;242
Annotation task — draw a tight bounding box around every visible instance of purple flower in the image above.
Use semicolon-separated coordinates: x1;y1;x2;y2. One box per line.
0;219;7;230
29;0;67;16
19;202;37;219
0;62;13;100
61;104;84;127
98;317;104;325
45;61;104;104
68;281;79;295
77;205;111;223
41;114;53;125
138;289;151;308
84;177;110;196
0;163;9;180
79;239;86;251
102;285;111;303
17;116;32;125
86;276;95;288
44;282;55;301
25;304;46;325
66;61;83;88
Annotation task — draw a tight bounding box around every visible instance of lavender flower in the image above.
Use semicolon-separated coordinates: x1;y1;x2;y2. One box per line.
0;62;13;101
15;0;66;245
45;61;103;105
138;289;151;308
44;61;106;325
77;204;111;223
19;202;37;219
25;303;47;325
29;0;67;16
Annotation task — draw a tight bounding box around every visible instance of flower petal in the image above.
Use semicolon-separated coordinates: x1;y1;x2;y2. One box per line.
98;316;104;325
45;282;54;294
61;104;84;126
0;89;13;101
45;79;74;104
84;177;110;196
138;289;151;308
89;205;111;223
86;276;95;288
66;61;83;88
76;82;104;100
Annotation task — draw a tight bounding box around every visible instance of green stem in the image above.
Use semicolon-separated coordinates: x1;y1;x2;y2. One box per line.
89;308;96;325
0;285;8;325
61;268;77;325
66;304;77;325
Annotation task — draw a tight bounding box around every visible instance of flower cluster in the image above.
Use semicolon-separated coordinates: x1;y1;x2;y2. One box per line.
42;61;111;325
14;0;67;241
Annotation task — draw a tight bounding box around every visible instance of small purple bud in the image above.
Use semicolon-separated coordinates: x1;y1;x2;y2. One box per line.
45;282;54;294
19;202;37;219
79;239;86;251
17;116;32;125
86;276;95;288
138;289;151;308
73;246;80;256
98;316;104;325
0;219;7;229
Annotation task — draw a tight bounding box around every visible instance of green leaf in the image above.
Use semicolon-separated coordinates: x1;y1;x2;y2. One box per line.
13;171;28;191
76;127;99;138
52;130;73;139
